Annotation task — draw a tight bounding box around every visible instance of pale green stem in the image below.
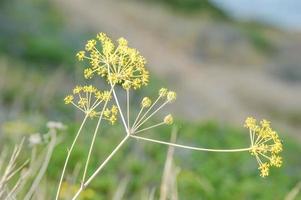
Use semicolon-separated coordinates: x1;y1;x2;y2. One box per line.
106;63;129;133
249;129;253;146
251;131;255;145
71;102;85;113
55;114;89;200
256;136;273;146
134;122;165;134
126;89;130;129
81;87;113;184
112;87;129;133
132;96;161;130
72;135;130;200
259;152;271;160
132;106;144;131
134;101;168;131
130;135;252;152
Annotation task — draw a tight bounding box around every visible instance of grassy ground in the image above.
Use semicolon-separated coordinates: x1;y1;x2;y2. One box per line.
2;117;300;199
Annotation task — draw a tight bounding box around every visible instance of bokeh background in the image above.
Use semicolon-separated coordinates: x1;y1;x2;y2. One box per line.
0;0;301;199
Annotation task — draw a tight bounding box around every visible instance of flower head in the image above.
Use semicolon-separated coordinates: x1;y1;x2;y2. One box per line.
159;88;168;97
64;85;115;118
164;114;173;125
141;97;152;108
76;33;149;90
167;91;176;102
245;117;283;177
103;105;118;125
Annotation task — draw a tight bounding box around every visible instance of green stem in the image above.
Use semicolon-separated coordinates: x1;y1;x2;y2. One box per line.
130;135;252;153
81;87;113;184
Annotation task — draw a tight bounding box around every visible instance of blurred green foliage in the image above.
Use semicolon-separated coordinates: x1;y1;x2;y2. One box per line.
0;0;84;67
144;0;228;18
41;120;300;199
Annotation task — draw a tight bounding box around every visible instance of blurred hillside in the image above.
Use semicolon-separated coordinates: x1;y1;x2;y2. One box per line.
49;0;301;137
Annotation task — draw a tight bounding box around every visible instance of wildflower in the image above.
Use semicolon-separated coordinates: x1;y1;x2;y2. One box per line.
164;114;173;125
159;88;168;97
141;97;152;108
259;163;270;177
64;85;113;118
76;51;85;61
103;105;119;125
102;91;112;101
85;40;97;51
111;105;118;115
270;155;282;167
167;91;176;102
84;68;94;79
122;80;131;90
245;117;283;177
64;95;74;104
117;37;128;46
244;117;257;130
77;33;149;90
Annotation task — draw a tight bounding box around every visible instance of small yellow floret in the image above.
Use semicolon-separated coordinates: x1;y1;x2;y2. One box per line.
259;163;270;177
64;95;74;104
73;86;82;94
85;40;97;51
245;116;283;177
76;51;85;61
141;97;152;108
244;117;257;130
118;37;128;46
102;91;112;101
78;33;149;90
167;91;176;102
164;114;173;125
270;155;282;167
159;88;168;97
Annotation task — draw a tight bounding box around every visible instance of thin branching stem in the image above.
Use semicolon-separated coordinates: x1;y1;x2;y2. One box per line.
55;114;89;200
132;96;161;130
130;135;252;152
72;135;130;200
132;107;144;131
81;87;114;184
126;89;130;129
134;122;165;134
112;87;129;133
134;101;168;131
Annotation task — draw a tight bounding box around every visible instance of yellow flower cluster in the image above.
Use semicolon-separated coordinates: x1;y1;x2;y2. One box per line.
158;88;176;102
103;105;118;125
244;117;283;177
141;97;152;108
76;32;149;90
133;88;176;132
164;114;173;125
64;85;114;117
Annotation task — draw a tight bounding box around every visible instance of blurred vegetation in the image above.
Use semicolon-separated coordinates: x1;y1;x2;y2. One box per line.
144;0;228;18
0;0;300;199
2;119;300;199
0;0;86;68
